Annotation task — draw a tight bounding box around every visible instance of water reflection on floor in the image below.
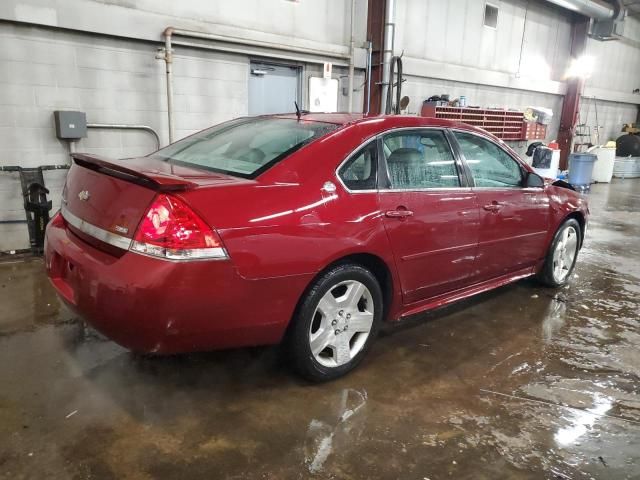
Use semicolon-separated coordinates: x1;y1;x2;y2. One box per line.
0;180;638;479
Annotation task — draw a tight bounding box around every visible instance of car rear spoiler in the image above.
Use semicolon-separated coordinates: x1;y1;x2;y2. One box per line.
71;153;197;192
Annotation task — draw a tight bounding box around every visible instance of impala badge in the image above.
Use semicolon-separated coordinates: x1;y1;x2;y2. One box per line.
114;225;128;234
78;190;90;201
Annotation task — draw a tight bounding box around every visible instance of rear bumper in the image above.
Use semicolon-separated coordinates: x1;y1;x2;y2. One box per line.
44;221;312;353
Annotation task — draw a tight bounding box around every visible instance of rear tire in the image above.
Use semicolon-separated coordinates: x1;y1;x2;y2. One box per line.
287;263;383;382
537;218;581;288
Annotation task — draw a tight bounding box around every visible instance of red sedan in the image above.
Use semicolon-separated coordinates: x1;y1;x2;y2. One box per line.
45;114;588;381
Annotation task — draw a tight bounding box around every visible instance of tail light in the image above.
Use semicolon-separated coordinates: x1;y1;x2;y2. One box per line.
130;194;228;260
50;210;66;228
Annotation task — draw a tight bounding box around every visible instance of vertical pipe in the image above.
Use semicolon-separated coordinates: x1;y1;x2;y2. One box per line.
365;41;372;115
380;0;395;114
347;0;356;112
164;28;175;144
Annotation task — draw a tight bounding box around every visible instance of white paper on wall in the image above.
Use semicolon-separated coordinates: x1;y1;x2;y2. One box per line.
309;77;338;113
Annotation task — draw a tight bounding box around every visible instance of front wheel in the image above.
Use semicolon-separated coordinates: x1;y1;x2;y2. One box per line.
537;218;581;287
287;264;383;382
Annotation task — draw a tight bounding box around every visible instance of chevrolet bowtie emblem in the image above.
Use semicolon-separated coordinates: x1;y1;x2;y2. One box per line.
78;190;90;201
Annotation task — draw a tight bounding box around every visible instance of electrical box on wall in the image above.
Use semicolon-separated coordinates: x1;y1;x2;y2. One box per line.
53;111;87;140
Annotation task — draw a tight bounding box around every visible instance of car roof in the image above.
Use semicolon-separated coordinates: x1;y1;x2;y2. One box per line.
269;113;365;124
264;113;512;152
268;112;485;132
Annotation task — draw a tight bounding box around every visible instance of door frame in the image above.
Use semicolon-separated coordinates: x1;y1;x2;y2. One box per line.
248;59;304;113
373;126;480;304
445;128;532;188
376;127;475;190
447;127;550;280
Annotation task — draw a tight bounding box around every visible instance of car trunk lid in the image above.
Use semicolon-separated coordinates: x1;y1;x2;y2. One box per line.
63;153;249;249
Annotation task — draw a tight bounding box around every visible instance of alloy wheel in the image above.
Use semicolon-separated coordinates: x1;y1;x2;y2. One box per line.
308;280;374;368
552;225;578;283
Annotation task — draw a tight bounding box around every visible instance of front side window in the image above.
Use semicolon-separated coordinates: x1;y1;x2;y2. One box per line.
382;130;460;189
150;118;339;178
453;132;523;188
338;142;378;191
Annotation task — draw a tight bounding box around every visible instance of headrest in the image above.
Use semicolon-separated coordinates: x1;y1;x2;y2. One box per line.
387;148;422;165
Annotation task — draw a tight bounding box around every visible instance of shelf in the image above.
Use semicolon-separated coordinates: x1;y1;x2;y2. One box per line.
421;103;546;141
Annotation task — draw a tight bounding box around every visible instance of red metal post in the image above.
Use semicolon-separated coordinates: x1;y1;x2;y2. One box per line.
364;0;386;114
557;17;589;170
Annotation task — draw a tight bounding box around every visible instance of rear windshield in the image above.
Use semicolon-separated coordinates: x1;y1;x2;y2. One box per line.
150;118;339;178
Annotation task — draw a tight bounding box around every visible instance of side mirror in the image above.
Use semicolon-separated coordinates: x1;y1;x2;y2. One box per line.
525;171;544;188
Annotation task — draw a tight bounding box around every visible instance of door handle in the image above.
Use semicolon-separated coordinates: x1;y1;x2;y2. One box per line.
483;201;503;212
385;209;414;218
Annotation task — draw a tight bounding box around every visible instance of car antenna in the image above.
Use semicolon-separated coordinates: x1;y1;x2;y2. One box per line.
294;101;302;120
294;102;310;121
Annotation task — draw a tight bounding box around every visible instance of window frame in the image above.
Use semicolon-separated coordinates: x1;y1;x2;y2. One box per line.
377;127;471;192
150;117;338;180
483;3;499;29
449;129;528;189
335;138;380;194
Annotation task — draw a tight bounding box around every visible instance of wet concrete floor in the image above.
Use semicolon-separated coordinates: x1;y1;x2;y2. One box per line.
0;180;639;479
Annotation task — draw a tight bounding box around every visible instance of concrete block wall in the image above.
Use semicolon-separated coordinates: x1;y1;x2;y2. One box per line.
0;23;240;250
0;22;364;251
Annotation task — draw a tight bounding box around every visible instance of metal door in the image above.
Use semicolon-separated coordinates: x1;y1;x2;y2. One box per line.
248;63;300;115
451;130;551;282
378;129;480;304
472;188;550;280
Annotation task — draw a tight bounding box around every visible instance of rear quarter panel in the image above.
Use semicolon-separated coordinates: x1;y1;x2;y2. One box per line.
178;121;398;281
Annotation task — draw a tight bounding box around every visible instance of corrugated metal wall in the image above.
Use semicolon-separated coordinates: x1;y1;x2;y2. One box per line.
395;0;639;154
578;99;639;144
395;0;572;154
584;17;640;101
396;0;572;81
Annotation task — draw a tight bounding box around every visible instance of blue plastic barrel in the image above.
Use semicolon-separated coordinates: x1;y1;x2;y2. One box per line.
568;153;597;186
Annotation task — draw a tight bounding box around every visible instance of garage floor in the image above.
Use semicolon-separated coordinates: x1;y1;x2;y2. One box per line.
1;180;638;480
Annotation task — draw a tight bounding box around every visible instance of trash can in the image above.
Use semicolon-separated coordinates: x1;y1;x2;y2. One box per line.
588;144;616;183
568;153;597;186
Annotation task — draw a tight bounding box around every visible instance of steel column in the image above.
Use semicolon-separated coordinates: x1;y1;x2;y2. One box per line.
364;0;386;115
557;17;589;170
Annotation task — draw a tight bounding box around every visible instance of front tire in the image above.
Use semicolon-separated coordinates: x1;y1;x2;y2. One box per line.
537;218;581;287
287;263;383;382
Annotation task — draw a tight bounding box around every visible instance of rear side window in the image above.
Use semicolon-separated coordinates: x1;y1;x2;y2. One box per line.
151;118;338;178
382;130;460;189
454;132;523;188
338;142;378;191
